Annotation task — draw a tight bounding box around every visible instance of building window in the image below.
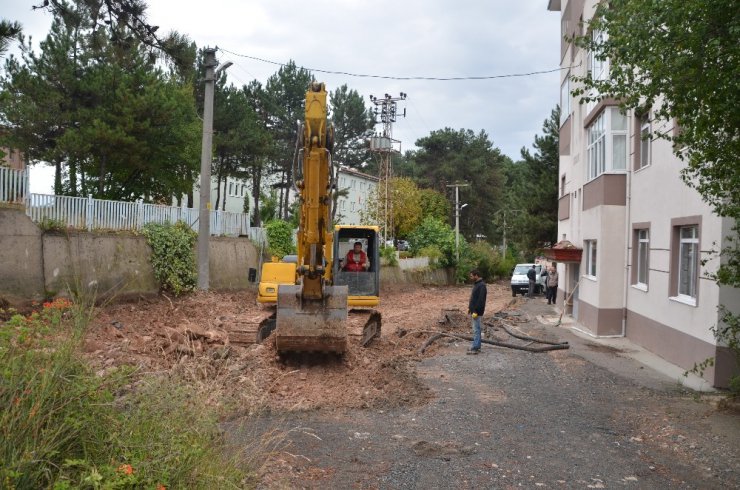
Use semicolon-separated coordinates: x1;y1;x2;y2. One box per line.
228;182;234;196
587;107;627;180
589;30;608;81
678;226;698;299
351;180;356;189
635;229;649;286
639;113;651;169
585;240;597;277
560;75;571;125
350;202;355;212
560;174;566;197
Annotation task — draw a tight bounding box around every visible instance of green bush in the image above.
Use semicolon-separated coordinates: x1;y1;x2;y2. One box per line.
264;220;296;259
38;217;67;232
379;245;399;266
0;299;251;489
418;245;443;268
142;221;197;296
408;217;457;267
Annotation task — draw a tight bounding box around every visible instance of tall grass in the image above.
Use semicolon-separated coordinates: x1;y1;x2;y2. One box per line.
0;299;252;489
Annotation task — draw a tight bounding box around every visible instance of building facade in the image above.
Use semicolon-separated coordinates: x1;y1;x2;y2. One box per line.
548;0;739;387
335;166;378;226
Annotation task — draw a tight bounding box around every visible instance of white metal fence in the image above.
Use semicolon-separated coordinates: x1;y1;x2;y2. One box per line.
25;193;266;241
0;166;28;203
0;168;266;242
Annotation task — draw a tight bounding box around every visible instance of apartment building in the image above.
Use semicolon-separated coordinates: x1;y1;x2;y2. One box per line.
547;0;739;387
335;166;378;226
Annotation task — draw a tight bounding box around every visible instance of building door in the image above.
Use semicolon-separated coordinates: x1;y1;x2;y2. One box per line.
570;264;580;320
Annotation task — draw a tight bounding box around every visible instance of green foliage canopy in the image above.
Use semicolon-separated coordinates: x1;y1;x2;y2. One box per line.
409;128;508;243
329;84;374;169
264;219;295;258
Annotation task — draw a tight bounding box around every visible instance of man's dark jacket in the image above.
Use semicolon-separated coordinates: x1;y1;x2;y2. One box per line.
527;267;536;281
468;279;487;316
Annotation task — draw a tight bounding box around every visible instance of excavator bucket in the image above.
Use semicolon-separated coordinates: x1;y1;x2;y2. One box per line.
275;284;349;353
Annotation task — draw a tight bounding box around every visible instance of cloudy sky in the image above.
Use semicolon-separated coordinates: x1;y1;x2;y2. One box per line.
4;1;562;192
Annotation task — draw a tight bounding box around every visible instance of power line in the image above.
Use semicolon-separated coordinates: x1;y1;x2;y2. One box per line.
218;47;575;81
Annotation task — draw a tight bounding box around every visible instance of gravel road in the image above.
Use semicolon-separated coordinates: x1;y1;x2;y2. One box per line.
231;294;739;489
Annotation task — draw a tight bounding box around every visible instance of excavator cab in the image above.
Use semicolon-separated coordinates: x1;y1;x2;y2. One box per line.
333;226;380;307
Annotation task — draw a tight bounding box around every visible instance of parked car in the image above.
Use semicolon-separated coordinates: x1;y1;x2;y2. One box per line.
396;239;409;251
510;263;546;297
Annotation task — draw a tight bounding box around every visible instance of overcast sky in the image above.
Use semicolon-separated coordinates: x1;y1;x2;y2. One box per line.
4;1;561;192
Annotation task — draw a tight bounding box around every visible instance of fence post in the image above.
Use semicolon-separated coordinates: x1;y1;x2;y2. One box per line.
86;193;93;231
137;200;144;231
23;168;29;204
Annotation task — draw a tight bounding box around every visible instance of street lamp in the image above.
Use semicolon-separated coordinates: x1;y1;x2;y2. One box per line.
197;49;232;291
447;183;469;264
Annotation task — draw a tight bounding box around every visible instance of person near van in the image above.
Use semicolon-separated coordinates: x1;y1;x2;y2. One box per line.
527;264;537;298
546;264;559;305
344;241;369;272
467;269;487;354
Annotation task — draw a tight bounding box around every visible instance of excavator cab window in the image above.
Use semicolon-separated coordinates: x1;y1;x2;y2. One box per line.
333;227;380;297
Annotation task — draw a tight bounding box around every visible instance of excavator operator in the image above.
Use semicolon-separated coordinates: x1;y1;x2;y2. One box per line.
344;241;370;272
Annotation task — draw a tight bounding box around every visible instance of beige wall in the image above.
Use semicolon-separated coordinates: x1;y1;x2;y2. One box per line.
0;209;261;304
0;208;45;301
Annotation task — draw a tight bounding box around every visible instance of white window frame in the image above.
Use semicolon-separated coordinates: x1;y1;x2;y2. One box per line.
589;30;608;82
585;240;597;278
587;108;628;181
677;226;698;301
586;29;608;114
560;75;571;126
635;229;649;288
639;113;651;169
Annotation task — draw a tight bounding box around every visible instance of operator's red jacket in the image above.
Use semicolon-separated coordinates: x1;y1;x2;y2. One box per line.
344;250;368;272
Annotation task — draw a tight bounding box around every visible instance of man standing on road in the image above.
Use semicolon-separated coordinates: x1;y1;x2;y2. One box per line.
546;263;559;305
467;269;487;354
527;264;537;298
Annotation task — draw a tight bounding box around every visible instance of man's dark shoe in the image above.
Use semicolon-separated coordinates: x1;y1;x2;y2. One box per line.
466;349;480;355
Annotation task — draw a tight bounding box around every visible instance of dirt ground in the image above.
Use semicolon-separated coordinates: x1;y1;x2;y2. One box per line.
84;283;740;488
86;282;511;412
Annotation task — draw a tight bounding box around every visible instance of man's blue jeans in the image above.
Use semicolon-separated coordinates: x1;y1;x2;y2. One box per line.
471;315;481;351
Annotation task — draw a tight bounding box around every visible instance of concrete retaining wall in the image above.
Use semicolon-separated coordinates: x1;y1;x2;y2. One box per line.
0;208;261;303
42;232;158;297
0;207;45;302
380;266;454;286
1;208;455;304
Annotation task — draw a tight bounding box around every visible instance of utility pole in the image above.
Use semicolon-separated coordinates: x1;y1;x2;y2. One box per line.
447;183;469;263
494;209;523;258
368;92;407;245
197;48;232;291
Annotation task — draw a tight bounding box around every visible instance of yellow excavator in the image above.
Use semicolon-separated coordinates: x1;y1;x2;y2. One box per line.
257;82;381;353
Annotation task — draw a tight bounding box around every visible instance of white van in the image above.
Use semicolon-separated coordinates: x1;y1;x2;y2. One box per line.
510;263;546;297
